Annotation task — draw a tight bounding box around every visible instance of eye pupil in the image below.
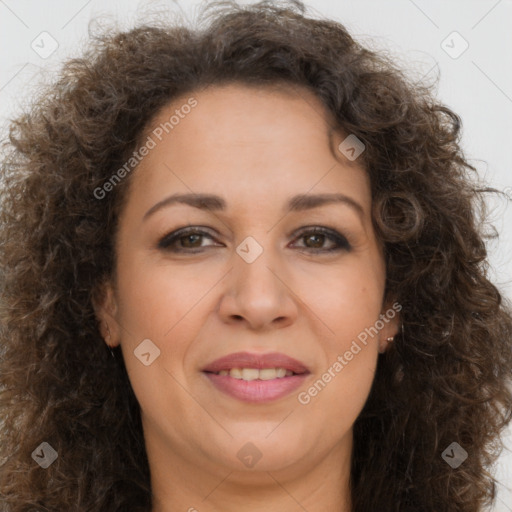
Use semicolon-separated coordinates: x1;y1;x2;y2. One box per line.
305;234;324;248
183;234;202;247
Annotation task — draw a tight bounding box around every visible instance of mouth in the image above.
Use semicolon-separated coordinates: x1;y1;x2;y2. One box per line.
202;352;310;403
206;367;298;380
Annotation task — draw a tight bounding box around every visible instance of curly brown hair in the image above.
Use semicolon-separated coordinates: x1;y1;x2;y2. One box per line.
1;1;511;511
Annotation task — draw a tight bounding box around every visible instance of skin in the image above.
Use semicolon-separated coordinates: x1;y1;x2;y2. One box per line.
95;82;400;512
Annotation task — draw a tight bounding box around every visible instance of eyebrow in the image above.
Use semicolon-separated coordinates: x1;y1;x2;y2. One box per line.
143;192;365;221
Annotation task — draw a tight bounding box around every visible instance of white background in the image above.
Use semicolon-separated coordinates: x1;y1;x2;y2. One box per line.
1;0;511;510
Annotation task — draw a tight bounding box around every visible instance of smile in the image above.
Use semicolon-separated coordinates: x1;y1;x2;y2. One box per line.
201;351;310;402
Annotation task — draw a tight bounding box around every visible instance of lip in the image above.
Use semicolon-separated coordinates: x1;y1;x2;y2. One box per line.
202;351;310;403
204;372;309;403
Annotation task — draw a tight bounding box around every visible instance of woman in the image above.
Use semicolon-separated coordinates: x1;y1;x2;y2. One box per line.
1;1;511;511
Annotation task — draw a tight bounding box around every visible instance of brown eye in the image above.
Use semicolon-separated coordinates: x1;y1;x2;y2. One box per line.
292;227;351;252
303;233;325;248
158;227;220;252
180;233;203;248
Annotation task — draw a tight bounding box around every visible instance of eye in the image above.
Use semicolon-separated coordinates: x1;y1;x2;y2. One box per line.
290;226;351;252
158;227;221;252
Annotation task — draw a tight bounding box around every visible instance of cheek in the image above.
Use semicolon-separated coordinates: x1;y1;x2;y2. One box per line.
301;256;384;339
113;253;226;405
299;348;377;438
115;251;217;339
297;271;382;425
113;256;215;421
296;261;383;411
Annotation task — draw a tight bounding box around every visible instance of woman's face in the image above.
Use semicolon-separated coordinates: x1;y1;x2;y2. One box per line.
97;83;399;486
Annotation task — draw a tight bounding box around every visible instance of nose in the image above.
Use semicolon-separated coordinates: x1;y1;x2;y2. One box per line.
217;241;298;331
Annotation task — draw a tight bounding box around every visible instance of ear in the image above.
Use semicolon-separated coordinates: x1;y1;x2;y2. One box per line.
377;299;402;354
92;279;121;348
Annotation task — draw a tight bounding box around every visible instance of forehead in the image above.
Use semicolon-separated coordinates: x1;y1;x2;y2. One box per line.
148;82;338;153
127;82;370;215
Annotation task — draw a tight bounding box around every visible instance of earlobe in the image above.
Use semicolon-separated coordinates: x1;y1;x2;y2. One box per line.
378;300;402;353
379;335;396;354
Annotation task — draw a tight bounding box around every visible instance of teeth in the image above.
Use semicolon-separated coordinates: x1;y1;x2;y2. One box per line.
241;368;259;381
260;368;285;380
216;368;294;380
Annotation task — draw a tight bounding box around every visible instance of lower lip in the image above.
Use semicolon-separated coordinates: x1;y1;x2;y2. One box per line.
203;372;309;403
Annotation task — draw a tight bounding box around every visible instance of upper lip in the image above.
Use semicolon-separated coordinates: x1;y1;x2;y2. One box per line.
202;351;310;374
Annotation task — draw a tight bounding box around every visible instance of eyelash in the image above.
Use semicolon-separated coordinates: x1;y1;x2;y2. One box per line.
157;226;351;253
